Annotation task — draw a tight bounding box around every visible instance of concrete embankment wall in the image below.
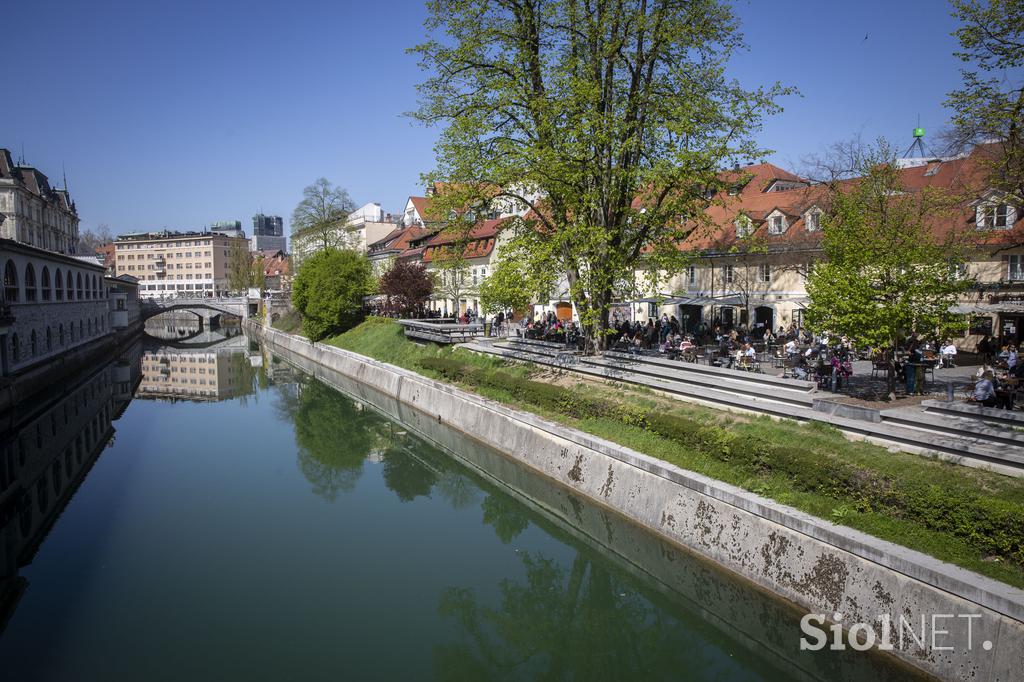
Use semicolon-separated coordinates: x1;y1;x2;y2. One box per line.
251;323;1024;682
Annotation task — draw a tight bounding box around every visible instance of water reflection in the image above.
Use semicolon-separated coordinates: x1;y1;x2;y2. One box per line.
136;341;259;403
266;345;921;682
143;311;244;348
0;339;141;634
0;337;922;680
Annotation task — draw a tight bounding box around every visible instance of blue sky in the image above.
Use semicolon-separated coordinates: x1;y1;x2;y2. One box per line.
4;0;964;236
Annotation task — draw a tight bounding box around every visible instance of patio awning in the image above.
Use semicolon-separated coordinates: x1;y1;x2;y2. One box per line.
950;303;1024;315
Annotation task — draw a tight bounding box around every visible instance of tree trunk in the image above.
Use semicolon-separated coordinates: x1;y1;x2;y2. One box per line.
887;338;898;399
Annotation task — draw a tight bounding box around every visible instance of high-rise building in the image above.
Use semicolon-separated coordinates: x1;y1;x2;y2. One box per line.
252;214;283;237
251;214;286;253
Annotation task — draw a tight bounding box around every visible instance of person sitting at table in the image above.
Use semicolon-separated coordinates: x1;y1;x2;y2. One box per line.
969;370;998;407
939;341;958;368
784;338;798;357
1008;345;1019;371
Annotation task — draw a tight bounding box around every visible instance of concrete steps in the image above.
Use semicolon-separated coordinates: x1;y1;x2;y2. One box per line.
880;407;1024;456
462;340;1024;477
921;399;1024;428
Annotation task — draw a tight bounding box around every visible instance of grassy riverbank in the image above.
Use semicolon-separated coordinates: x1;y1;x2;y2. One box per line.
326;317;1024;588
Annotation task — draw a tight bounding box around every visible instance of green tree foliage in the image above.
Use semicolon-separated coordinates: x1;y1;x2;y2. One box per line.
379;260;434;316
946;0;1024;202
291;178;357;258
227;240;262;293
412;0;790;347
478;240;558;315
430;247;471;314
804;144;972;395
292;248;373;340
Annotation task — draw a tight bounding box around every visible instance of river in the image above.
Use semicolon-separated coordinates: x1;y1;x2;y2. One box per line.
0;333;920;681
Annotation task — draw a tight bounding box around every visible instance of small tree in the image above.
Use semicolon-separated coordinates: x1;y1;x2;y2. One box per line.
431;248;471;316
77;224;114;255
291;178;357;260
227;241;261;293
805;144;972;397
478;241;558;317
379;260;433;317
292;248;374;340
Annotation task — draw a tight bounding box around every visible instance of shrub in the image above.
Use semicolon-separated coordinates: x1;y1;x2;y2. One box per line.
292;248;373;340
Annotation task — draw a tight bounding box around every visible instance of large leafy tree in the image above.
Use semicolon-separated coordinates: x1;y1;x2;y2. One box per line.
804;145;972;397
291;178;357;258
379;260;434;316
412;0;789;348
946;1;1024;207
291;248;374;340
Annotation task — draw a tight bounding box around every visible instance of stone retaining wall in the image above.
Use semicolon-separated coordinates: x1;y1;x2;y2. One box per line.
251;323;1024;682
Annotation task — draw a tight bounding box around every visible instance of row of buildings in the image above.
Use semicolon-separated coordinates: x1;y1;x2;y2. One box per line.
0;149;143;377
355;143;1024;351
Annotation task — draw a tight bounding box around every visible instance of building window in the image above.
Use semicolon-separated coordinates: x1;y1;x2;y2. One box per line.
686;265;696;286
734;215;753;238
805;210;821;232
41;266;51;301
24;263;37;301
46;327;52;351
768;215;786;235
978;203;1015;229
55;270;64;300
11;334;19;362
3;260;18;302
30;330;37;356
1010;255;1024;281
66;270;73;300
758;264;771;283
723;265;734;284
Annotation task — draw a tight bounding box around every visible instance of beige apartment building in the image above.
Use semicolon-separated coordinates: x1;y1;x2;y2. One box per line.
114;230;249;298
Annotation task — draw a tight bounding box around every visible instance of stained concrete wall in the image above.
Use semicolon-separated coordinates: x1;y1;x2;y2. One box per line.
251;323;1024;682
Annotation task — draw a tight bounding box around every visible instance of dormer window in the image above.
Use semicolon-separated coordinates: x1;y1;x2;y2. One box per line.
805;209;822;232
735;214;753;238
977;203;1014;229
766;211;788;235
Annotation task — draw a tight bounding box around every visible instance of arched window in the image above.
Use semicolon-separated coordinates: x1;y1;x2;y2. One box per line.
55;269;64;300
66;270;73;300
24;263;36;301
11;333;19;362
58;324;65;345
79;320;84;339
93;275;99;298
87;319;92;336
46;327;52;351
41;266;51;301
70;323;76;342
3;260;18;302
30;330;37;356
76;272;83;300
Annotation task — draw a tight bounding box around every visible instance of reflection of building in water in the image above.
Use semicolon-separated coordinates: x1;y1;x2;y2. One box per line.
137;348;253;402
0;341;141;631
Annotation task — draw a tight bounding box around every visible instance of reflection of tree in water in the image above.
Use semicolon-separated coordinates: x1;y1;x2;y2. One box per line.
435;549;697;681
481;492;529;545
283;378;390;501
380;446;439;502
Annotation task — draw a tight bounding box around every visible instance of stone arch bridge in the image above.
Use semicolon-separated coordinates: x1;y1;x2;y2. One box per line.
140;296;258;325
